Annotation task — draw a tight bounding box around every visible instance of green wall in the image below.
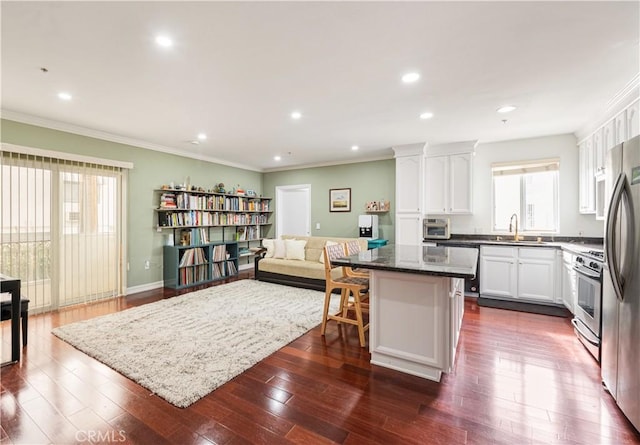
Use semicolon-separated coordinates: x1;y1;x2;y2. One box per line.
263;160;396;242
1;119;396;290
1;119;262;288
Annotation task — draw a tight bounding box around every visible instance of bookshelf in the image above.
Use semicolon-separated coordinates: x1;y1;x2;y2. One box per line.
163;242;238;289
156;187;272;286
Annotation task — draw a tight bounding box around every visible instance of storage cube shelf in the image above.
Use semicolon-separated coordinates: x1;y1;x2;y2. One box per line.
163;242;239;289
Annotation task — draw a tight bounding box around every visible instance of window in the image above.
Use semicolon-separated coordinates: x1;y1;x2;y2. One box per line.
492;158;559;233
1;146;130;313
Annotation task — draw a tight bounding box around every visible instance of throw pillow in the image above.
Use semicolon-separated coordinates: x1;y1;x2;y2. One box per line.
285;239;307;261
262;239;275;258
273;239;286;259
319;240;339;263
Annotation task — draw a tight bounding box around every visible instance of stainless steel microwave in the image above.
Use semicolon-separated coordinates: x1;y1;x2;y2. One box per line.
423;218;450;240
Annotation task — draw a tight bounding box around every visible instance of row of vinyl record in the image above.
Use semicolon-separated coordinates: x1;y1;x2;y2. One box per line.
178;260;238;285
158;211;269;227
159;193;270;212
178;247;208;267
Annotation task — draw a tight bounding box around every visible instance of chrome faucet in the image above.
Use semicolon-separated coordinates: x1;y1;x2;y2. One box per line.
509;213;521;241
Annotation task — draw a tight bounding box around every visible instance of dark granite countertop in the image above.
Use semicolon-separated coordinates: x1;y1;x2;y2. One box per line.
332;244;479;279
430;235;603;255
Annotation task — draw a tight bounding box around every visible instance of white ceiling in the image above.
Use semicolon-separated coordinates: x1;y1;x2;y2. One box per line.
2;1;638;172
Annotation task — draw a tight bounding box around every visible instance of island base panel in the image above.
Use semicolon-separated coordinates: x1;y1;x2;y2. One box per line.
370;270;456;382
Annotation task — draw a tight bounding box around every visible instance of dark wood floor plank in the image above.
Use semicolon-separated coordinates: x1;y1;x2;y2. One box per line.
2;273;639;445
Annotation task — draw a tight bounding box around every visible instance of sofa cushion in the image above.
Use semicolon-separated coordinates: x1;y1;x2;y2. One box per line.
281;235;368;263
262;239;275;258
258;258;343;281
285;239;307;260
273;239;286;259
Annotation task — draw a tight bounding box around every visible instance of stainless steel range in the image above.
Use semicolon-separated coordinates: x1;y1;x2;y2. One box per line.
572;249;604;362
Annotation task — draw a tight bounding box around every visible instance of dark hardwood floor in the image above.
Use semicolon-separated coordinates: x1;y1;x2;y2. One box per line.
2;272;639;444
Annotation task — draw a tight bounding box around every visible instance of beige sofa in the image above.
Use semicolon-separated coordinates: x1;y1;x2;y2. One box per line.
254;235;368;291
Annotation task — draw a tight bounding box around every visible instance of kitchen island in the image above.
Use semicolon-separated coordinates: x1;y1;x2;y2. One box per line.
332;244;478;382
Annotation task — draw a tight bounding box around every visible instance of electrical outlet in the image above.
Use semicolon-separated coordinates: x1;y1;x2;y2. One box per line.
316;222;320;230
144;260;150;270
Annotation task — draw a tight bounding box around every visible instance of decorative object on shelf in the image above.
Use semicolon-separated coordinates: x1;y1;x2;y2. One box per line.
246;189;256;197
329;188;351;212
215;183;225;193
365;200;390;212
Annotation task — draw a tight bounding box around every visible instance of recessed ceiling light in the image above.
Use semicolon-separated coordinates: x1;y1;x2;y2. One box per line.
274;156;282;161
197;133;207;141
419;112;434;120
497;105;517;113
189;140;200;145
351;145;359;151
401;72;420;83
58;92;72;101
155;35;173;48
290;111;302;120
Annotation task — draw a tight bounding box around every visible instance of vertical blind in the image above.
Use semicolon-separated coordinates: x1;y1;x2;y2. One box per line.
1;146;129;313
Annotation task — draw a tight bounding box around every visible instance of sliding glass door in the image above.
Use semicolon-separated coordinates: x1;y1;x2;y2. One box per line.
1;149;125;313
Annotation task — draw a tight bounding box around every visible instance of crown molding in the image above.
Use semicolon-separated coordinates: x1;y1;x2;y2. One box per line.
262;154;394;173
575;73;640;143
1;110;263;172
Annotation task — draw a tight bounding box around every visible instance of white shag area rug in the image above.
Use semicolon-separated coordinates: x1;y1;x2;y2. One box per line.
52;280;332;408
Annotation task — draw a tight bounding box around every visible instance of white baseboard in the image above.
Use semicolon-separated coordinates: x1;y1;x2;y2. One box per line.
126;280;164;295
239;263;253;271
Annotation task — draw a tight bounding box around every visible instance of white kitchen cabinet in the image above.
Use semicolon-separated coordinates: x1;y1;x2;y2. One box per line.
424;155;447;214
517;248;557;303
480;246;517;298
481;245;558;303
578;139;595;214
614;109;627;145
395;154;423;214
395;214;422;245
424;152;472;214
603;119;616;151
626;99;639;140
561;251;577;313
593;129;605;176
393;144;426;245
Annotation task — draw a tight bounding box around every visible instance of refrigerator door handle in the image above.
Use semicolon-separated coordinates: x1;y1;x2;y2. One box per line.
605;173;625;302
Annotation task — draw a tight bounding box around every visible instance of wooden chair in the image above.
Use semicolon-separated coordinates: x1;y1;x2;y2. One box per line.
0;295;29;347
343;240;369;278
320;243;370;347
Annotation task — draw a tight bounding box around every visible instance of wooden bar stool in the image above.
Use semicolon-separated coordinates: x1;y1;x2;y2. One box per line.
320;243;370;347
343;240;369;279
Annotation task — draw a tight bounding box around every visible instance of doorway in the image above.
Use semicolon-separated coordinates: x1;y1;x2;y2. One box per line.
275;184;311;238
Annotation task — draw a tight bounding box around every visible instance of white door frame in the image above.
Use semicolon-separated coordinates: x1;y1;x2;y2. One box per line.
275;184;311;238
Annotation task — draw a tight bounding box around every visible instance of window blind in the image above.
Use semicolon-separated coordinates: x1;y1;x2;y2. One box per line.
1;147;129;313
492;158;560;176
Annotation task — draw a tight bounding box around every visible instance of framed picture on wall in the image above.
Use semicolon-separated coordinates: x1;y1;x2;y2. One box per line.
329;188;351;212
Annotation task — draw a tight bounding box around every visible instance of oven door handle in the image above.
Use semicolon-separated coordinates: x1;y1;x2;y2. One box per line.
571;318;600;347
572;265;601;279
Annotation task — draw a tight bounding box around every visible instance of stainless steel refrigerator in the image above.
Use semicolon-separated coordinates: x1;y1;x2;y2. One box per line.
601;135;640;433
